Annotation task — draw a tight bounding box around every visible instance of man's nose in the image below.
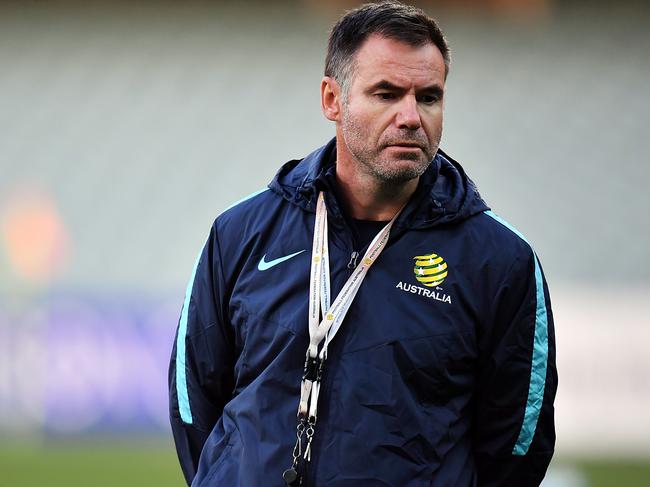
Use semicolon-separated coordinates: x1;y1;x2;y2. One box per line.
395;96;421;130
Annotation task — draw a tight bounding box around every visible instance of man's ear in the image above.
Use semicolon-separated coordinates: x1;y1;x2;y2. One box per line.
321;76;342;122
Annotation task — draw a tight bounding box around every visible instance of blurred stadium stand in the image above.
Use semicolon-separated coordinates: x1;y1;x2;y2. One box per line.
0;0;649;480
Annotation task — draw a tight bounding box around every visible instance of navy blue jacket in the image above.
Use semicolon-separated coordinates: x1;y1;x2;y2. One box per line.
169;138;557;486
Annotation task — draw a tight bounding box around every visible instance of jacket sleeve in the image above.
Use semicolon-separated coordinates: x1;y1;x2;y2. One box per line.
169;223;236;485
474;249;557;486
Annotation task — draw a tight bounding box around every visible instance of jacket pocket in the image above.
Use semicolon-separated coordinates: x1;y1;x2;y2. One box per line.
199;443;234;486
393;331;475;406
195;421;243;487
233;305;297;391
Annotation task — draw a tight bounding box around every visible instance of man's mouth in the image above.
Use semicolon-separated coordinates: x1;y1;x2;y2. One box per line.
386;142;422;150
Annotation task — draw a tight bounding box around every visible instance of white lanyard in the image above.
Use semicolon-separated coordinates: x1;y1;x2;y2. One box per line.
295;191;401;462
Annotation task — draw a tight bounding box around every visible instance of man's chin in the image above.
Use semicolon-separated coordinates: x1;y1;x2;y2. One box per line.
373;158;431;184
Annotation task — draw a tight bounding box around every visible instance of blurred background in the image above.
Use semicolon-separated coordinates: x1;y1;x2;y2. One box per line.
1;0;648;485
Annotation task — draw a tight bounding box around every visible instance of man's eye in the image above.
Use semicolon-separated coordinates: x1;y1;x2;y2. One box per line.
376;92;395;100
418;95;439;104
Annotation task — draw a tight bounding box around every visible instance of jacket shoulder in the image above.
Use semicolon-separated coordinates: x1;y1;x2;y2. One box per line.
212;187;284;234
467;211;539;277
208;186;296;274
475;210;535;252
218;187;273;220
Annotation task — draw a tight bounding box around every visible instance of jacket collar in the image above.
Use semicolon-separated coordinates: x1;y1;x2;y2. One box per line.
268;137;489;230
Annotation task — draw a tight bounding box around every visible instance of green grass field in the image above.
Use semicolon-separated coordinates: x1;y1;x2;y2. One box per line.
1;440;649;486
0;440;184;487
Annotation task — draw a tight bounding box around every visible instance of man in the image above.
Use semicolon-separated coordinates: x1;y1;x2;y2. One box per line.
169;2;557;486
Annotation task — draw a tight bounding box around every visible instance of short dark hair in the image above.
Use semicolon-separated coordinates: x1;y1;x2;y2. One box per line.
325;1;451;96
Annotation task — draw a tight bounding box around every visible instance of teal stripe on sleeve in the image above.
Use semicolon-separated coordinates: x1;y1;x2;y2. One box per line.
175;249;202;424
176;188;268;424
484;210;549;456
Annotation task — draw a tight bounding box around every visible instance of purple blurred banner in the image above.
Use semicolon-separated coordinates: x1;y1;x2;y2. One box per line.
0;295;179;434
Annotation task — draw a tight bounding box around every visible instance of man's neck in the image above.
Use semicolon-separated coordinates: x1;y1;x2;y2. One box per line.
334;161;418;221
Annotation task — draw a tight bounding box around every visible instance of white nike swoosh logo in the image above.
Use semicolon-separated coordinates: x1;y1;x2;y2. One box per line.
257;250;307;271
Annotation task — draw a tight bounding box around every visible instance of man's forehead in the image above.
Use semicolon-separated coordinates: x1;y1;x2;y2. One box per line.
352;35;446;86
356;34;442;59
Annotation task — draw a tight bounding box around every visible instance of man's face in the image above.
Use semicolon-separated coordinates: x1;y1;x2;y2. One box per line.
337;34;446;184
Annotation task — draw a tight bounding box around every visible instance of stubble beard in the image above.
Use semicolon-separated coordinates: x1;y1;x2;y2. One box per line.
341;109;441;187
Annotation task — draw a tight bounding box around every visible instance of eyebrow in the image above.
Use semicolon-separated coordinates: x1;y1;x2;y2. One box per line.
368;80;444;98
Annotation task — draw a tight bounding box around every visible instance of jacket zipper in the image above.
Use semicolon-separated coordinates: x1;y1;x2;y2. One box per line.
346;251;359;269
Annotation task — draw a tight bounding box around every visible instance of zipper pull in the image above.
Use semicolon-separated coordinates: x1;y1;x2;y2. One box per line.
347;251;359;269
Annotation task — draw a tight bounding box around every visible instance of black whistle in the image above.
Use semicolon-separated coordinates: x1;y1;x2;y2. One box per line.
282;468;299;486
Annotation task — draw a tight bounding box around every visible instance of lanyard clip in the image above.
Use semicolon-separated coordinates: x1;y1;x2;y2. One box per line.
302;353;320;382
